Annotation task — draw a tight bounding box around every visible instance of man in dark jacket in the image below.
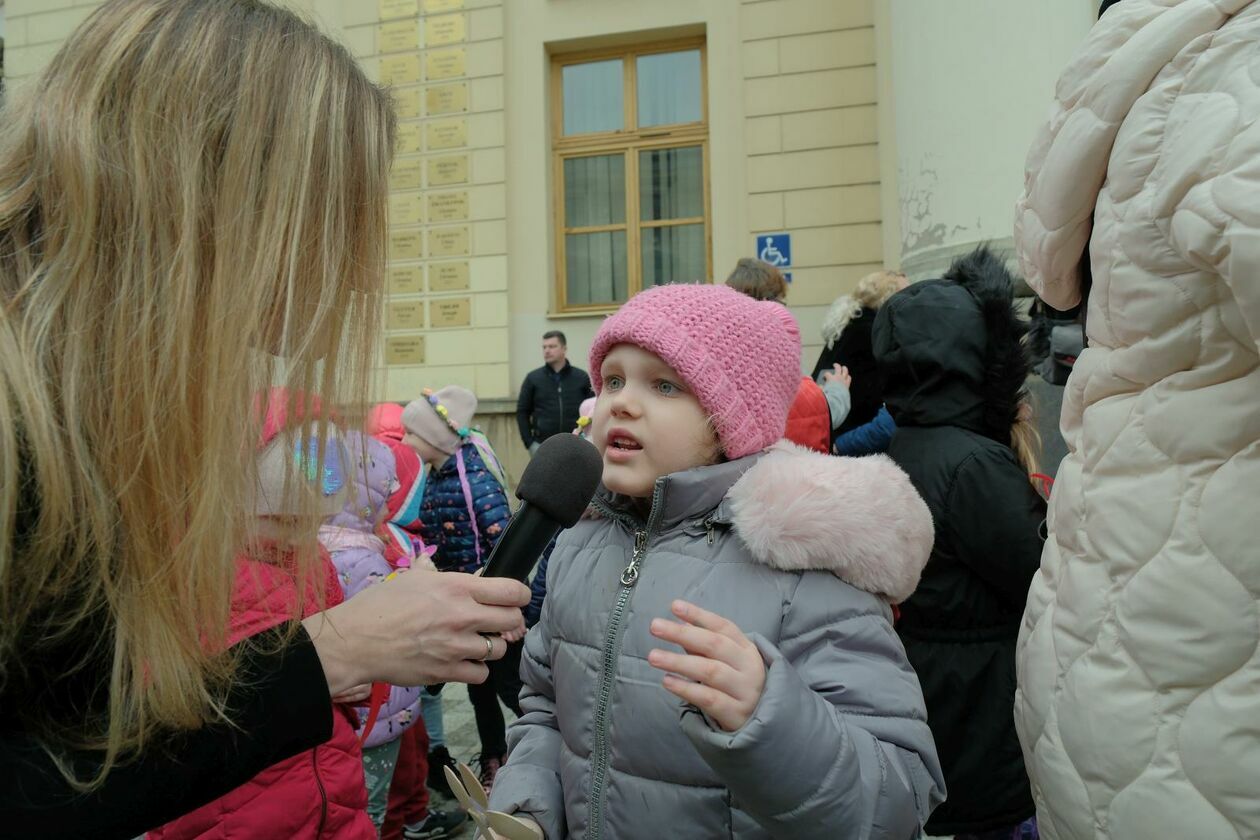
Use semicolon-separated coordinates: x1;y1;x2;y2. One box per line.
873;246;1047;838
515;331;593;454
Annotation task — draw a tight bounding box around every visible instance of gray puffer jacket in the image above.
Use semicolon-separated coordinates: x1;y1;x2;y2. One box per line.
489;441;946;839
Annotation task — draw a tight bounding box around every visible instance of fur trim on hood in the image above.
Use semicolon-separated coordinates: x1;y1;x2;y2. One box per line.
727;441;933;603
943;246;1031;443
820;294;863;349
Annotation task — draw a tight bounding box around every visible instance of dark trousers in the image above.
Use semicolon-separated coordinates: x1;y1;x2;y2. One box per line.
467;638;524;758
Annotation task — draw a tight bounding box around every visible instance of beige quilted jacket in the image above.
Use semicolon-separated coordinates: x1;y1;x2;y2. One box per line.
1014;1;1260;837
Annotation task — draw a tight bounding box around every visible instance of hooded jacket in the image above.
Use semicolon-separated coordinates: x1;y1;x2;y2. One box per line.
488;443;946;839
1014;2;1260;836
319;432;422;750
874;247;1047;835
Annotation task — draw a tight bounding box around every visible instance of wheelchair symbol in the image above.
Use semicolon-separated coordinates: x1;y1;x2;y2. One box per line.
759;237;787;266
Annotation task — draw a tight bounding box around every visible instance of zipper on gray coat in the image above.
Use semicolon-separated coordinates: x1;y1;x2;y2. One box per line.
587;480;664;840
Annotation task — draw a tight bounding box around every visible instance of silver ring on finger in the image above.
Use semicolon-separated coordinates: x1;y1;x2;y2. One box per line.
480;634;494;661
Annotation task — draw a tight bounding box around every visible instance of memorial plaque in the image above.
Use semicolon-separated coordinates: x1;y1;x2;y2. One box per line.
379;0;417;21
387;265;425;296
425;13;466;46
395;88;422;120
389;158;423;190
428;226;470;258
427;191;469;223
429;261;470;292
427;154;468;186
389;230;423;261
425;118;467;151
380;54;421;86
396;122;422;154
430;297;471;328
422;0;463;11
389;192;423;226
387;300;426;330
378;19;418;53
425;82;467;115
385;335;425;366
425;48;466;81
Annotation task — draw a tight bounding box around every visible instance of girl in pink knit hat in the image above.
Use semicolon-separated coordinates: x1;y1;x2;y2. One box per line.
465;284;946;839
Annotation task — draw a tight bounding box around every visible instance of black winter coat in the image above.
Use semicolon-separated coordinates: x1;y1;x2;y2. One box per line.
874;248;1046;835
810;307;884;435
515;362;593;448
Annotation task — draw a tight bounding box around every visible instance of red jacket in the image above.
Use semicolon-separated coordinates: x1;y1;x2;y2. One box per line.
784;377;832;454
150;547;374;840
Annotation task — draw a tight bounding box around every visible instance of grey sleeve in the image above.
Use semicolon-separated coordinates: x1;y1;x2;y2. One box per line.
487;611;566;838
820;379;852;431
680;578;945;839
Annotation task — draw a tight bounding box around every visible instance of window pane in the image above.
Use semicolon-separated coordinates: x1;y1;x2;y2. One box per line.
564;155;626;228
639;146;703;221
562;59;624;135
637;50;702;127
641;224;705;287
566;231;628;306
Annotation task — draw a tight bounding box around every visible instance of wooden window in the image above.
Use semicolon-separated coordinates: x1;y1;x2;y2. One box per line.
552;38;710;313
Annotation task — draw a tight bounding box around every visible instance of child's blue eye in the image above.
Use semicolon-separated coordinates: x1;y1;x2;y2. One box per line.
656;380;679;396
606;375;624;390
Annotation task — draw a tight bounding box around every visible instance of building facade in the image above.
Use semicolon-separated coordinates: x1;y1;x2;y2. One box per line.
2;0;1098;476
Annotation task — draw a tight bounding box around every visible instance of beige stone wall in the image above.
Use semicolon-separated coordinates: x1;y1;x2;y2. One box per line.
741;0;883;369
344;0;511;404
3;0;99;82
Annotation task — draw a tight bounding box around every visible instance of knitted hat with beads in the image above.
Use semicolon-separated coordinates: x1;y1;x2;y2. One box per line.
588;283;801;459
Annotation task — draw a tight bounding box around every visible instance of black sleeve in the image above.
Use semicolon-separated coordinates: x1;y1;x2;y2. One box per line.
945;447;1048;608
0;624;333;840
516;373;536;448
581;371;594;401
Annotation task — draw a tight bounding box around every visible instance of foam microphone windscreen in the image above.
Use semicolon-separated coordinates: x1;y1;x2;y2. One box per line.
516;434;604;527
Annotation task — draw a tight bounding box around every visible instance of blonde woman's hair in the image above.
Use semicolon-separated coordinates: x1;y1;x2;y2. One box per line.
820;270;907;348
0;0;395;788
725;257;788;302
1011;404;1043;485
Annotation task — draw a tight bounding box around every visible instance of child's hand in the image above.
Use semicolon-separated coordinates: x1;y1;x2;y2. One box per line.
647;600;766;732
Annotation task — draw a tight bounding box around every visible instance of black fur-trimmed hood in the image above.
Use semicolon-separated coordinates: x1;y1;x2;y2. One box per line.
873;246;1029;444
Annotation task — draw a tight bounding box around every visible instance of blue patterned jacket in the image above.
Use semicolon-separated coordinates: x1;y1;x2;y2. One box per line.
418;443;512;574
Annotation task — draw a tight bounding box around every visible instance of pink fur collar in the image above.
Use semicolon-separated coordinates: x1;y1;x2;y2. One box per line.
727;441;933;603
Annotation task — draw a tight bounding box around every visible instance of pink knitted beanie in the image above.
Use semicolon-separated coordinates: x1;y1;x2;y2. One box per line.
588;284;801;459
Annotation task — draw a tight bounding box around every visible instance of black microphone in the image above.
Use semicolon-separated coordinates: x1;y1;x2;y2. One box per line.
425;434;602;695
482;433;603;581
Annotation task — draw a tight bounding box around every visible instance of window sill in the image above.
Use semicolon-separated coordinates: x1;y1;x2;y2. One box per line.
547;307;621;319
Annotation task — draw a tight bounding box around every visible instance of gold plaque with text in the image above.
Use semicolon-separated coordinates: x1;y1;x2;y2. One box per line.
385;335;426;366
389;192;423;226
428;226;470;258
387;300;426;330
380;54;421;86
378;19;418;53
429;261;470;292
425;48;466;81
379;0;417;21
395;88;422;120
425;118;467;150
389;158;423;190
425;82;467;115
427;154;468;186
396;122;422;154
425;13;466;46
427;191;469;223
387;265;425;296
422;0;463;11
430;297;471;328
389;230;423;261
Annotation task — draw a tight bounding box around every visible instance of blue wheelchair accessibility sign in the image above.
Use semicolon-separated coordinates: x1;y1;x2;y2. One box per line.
756;233;791;268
